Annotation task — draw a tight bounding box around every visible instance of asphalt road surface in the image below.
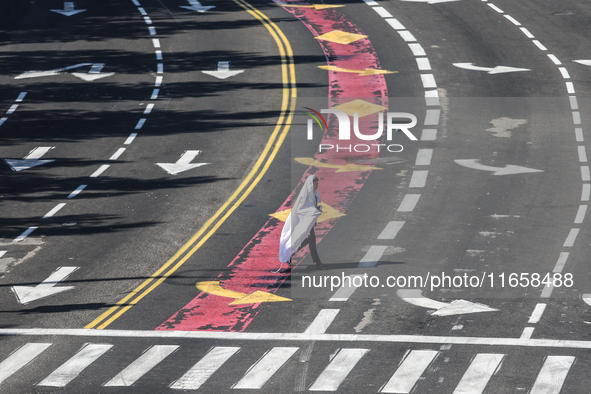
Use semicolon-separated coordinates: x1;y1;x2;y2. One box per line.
2;0;591;393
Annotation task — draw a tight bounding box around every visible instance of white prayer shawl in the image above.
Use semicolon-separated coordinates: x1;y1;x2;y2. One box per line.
279;175;321;262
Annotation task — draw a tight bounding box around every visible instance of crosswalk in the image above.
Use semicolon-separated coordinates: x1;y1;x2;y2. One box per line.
0;341;578;392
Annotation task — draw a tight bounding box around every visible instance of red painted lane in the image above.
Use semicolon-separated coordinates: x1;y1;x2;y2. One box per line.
158;2;389;331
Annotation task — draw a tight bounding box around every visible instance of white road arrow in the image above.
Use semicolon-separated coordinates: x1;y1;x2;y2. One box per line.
4;147;55;172
401;0;460;3
202;61;245;79
50;2;86;16
455;159;543;176
180;0;215;12
157;150;209;175
397;289;498;316
583;294;591;307
12;267;78;304
574;60;591;67
15;63;113;81
453;63;530;74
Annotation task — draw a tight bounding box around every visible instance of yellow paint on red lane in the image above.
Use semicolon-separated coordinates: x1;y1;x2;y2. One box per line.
318;65;397;76
196;281;292;305
294;157;382;173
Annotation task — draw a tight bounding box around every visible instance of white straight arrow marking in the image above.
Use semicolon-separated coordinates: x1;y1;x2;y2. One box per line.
453;63;530;74
202;61;245;79
72;63;114;81
180;0;215;12
157;150;209;175
12;267;78;304
4;147;55;171
455;159;543;175
50;2;86;16
15;63;112;81
397;290;498;316
574;59;591;67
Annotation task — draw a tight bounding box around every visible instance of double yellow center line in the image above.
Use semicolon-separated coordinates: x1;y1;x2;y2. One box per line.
86;0;296;329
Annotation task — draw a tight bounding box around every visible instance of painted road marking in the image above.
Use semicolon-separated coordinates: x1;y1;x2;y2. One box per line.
420;74;436;88
16;92;27;102
317;65;396;76
13;227;37;243
563;228;579;247
43;203;66;218
180;0;216;13
398;30;417;42
152;38;161;48
582;184;590;201
358;245;388;268
455;159;543;175
424;109;440;125
532;40;547;51
416;57;431;70
4;146;55;171
530;356;575;394
0;251;5;258
156;50;163;60
578;146;587;162
309;348;369;391
570;96;579;110
381;350;438;393
144;103;155;114
520;27;534;38
294;157;382;173
553;252;569;273
157;150;209;175
521;327;535;340
0;343;52;385
315;30;367;45
566;82;575;94
408;43;426;56
416;148;433;165
528;303;547;324
574;205;587;223
573;111;581;124
202;61;245;79
68;185;87;198
50;2;86;16
421;129;437;140
305;309;340;334
397;194;421;212
109;148;126;160
453;63;530;74
559;67;571;79
151;88;159;99
575;128;584;142
90;164;110;178
503;14;521;25
397;289;497;316
170;347;240;390
409;170;428;187
38;343;112;387
386;18;405;30
453;353;504;394
12;266;78;304
7;104;18;114
548;54;562;65
135;118;146;129
378;221;404;240
330;275;364;301
487;3;503;13
105;345;178;386
195;281;291;305
232;347;298;389
581;166;590;181
373;6;393;18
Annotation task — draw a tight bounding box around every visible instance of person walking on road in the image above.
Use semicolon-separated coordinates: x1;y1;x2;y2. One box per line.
278;175;326;271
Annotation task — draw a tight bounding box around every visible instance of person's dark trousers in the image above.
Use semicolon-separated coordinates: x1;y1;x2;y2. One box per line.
299;227;321;264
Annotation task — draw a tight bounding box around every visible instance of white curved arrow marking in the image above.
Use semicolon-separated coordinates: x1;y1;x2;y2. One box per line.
157;150;209;175
455;159;543;176
12;267;78;304
15;63;113;81
574;60;591;67
397;289;497;316
50;2;86;16
453;63;530;74
180;0;215;12
4;147;55;172
202;61;244;80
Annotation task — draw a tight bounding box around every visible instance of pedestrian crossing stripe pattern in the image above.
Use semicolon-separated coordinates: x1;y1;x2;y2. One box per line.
0;343;577;392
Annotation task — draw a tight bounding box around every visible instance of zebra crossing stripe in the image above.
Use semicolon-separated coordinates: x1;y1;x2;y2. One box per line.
38;343;112;387
232;347;299;389
170;346;239;390
309;348;369;391
530;356;575;394
380;349;439;393
104;345;179;386
452;353;505;394
305;309;340;334
0;343;51;385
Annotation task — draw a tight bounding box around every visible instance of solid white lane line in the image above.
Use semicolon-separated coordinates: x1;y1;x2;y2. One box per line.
528;303;547;324
566;82;575;94
408;43;426;56
109;148;126;160
144;103;155;114
16;92;27;102
452;353;504;394
421;129;437;141
487;3;503;13
574;205;587;224
529;356;575;394
503;14;521;25
416;58;431;71
152;38;161;48
532;40;547;51
329;275;364;302
105;345;178;386
381;350;438;393
573;112;581;124
424;109;440;125
309;348;369;391
233;347;299;389
68;185;87;199
398;31;417;42
0;343;52;384
358;245;388;268
582;184;590;201
575;128;584;142
553;252;569;273
563;228;579;247
409;170;428;187
578;146;588;162
570;96;579;110
520;27;535;38
38;343;113;387
547;54;562;65
43;203;66;218
305;310;340;334
581;166;590;181
397;194;421;212
13;227;37;243
151;89;160;99
373;6;393;18
378;221;405;240
415;149;433;165
125;133;138;144
385;18;405;30
156;50;163;60
420;74;437;88
520;327;534;339
90;164;110;178
171;347;240;390
558;67;570;79
135;118;147;129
